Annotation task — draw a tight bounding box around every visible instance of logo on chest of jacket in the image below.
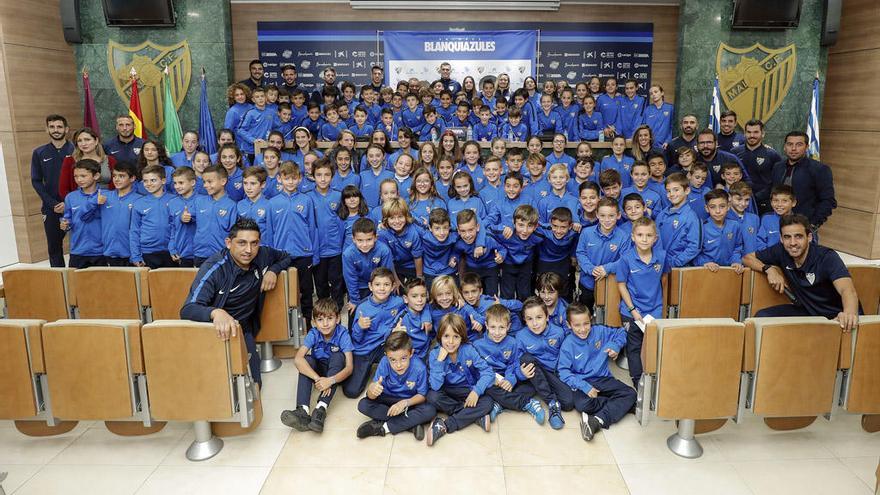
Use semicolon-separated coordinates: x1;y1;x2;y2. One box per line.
727;232;733;240
654;263;662;272
756;157;765;166
218;209;228;216
806;272;815;285
595;340;602;349
257;208;265;218
372;256;381;264
296;204;304;213
609;243;618;252
406;380;416;389
548;338;558;347
465;359;473;367
502;349;512;359
331;345;340;352
673;219;680;229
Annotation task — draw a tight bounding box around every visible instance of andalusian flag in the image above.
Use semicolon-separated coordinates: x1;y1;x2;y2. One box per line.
807;76;821;160
128;67;145;139
708;76;722;134
162;65;183;154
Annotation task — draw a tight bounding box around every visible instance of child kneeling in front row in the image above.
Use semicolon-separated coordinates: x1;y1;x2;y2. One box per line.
282;298;354;433
426;313;495;446
558;303;636;441
356;332;437;440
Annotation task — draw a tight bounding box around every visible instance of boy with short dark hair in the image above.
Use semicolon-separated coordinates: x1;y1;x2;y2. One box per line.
727;181;760;255
473;106;497;142
417;105;446;142
559;303;636;442
536;207;578;300
356;332;437;440
686;162;711;222
757;185;797;250
342;218;395;310
455;210;504;296
237;166;273;242
392;278;434;360
575;197;627;309
695;189;745;273
184;165;238;267
100;162;141;266
501;107;529;142
498;205;544;300
282;298;354;433
130;165;175;268
344;267;406;398
419;209;459;288
460;273;524;335
350;106;374;139
620;161;664;216
598;169;622;202
656;172;701;267
168;167;198;267
60;160;104;268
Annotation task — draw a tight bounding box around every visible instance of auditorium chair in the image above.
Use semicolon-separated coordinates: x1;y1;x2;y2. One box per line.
141;320;261;461
147;268;198;321
593;274;622;327
71;267;150;321
847;264;880;315
639;318;746;458
743;317;848;430
41;319;163;436
840;315;880;433
667;267;743;319
255;267;305;370
1;267;75;322
740;269;791;318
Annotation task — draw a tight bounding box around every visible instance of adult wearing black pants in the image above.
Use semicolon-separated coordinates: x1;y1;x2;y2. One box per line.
31;114;73;267
181;218;292;387
741;213;859;332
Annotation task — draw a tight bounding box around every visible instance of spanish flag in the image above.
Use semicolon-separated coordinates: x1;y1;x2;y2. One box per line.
129;68;145;139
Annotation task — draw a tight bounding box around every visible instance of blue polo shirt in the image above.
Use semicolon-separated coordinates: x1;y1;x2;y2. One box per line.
302;324;354;361
616;247;670;319
371;356;429;398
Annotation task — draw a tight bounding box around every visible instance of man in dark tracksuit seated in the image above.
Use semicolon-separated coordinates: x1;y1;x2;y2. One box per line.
741;213;860;332
181;217;292;386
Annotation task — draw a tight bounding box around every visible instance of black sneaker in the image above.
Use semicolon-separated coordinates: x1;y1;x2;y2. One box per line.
580;413;601;442
413;423;425;441
356;419;386;439
426;418;447;446
308;406;327;433
280;407;311;432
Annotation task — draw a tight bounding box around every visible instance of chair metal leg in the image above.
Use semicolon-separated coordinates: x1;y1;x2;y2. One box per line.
186;420;223;461
616;351;629;370
667;418;703;459
258;341;282;373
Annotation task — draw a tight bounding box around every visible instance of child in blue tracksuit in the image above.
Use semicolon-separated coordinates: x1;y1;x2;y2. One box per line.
575;197;628;309
378;198;424;282
167;167;198;267
559;303;636;441
60;160;104;268
417;105;447;143
426;313;495;446
727;182;760;255
237;167;273;243
617;217;670;388
342;217;395;309
419;209;459;288
757;185;797;250
517;297;573;429
268;162;319;325
656;173;701;267
217;144;246;203
344;267;406;399
319;105;347;142
101;162;140;266
686;164;711;222
536;206;578;300
428;275;485;341
501;108;529;142
236;87;275;160
460;273;524;335
455;211;505;296
577;96;605;141
130;165;174;268
619;81;646;141
186;166;238;266
620;161;664;217
536;272;570;330
282;298;354;433
309;159;346;309
695;189;745;272
393;278;435;360
498;205;544;301
599;136;635;188
533;94;563;137
360;144;394;207
472;106;497;142
349;106;374;140
357;332;437;439
474;304;545;424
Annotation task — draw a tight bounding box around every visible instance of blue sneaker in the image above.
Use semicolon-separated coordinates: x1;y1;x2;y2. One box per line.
548;400;565;430
426;418;447;446
489;402;504;422
477;414;491;432
522;398;546;425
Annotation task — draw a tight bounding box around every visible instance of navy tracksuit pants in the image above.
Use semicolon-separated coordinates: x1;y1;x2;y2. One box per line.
358;395;437;433
342;345;384;398
427;386;493;433
486;382;536;411
520;352;574;410
296;352;346;408
571;376;636;427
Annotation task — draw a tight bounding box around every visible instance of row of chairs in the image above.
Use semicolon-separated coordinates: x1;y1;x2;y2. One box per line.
0;266;306;372
637;315;880;458
0;318;259;461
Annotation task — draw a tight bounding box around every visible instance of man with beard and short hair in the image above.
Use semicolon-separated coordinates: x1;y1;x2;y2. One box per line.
311;67;339;105
31;114;74;267
240;59;267;91
695;128;749;187
717;110;745;152
665;114;698;166
732;119;780;214
279;64;300;94
770;131;837;232
103;114;145;165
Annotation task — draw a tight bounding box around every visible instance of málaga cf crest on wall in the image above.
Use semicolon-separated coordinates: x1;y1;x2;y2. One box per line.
716;43;796;129
108;40;192;134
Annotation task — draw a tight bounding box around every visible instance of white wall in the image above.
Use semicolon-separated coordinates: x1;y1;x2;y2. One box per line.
0;140;19;267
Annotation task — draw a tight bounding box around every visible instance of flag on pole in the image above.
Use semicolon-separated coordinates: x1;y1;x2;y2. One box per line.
807;76;821;160
82;68;100;137
708;76;722;134
128;67;145;139
198;68;217;156
162;66;183;154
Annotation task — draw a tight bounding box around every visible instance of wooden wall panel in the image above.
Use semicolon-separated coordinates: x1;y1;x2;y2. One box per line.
821;130;880;214
829;0;880;55
820;207;880;260
821;50;880;133
0;0;70;52
4;45;80;133
12;212;49;263
231;3;679;95
0;43;11;133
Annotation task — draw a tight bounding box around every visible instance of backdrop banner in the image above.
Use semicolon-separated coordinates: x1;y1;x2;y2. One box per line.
383;30;537;89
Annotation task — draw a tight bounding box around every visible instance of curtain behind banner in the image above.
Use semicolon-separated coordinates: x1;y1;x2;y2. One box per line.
383;30;537;89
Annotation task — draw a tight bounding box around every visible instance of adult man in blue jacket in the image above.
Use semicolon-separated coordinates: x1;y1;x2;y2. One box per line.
181;218;292;386
770;131;837;233
31;114;73;266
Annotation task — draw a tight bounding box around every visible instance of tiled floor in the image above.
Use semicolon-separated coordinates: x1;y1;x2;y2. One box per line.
0;359;877;495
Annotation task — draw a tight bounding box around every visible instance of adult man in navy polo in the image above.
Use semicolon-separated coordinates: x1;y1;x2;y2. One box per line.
742;213;859;331
771;131;837;233
732;119;781;215
437;62;461;94
279;64;300;94
103;115;145;165
240;59;267;91
716;110;745;152
31;114;73;267
310;67;338;105
695;128;749;187
665;114;698;166
181;218;292;386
